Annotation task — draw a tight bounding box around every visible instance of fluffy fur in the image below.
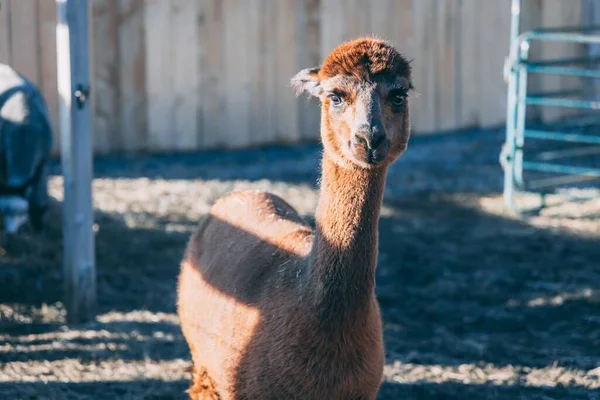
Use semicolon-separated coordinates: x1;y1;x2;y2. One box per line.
178;37;413;399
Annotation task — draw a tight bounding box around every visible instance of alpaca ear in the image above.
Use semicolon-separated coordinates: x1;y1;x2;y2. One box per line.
291;67;322;97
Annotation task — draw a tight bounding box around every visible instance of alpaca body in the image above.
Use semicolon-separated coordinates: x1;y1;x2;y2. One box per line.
178;185;384;399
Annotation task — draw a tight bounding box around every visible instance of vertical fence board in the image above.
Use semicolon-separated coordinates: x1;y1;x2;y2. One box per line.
457;0;480;128
9;0;40;84
259;0;277;143
222;0;250;148
478;0;511;127
411;0;437;132
0;0;11;64
199;0;224;149
144;0;171;150
171;0;199;150
320;0;346;57
436;0;458;131
275;0;300;143
92;0;119;153
38;0;59;153
297;0;321;140
369;0;395;40
247;0;263;144
117;0;146;152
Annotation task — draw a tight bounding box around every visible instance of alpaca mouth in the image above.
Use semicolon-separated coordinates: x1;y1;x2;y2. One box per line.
349;141;388;165
367;149;386;164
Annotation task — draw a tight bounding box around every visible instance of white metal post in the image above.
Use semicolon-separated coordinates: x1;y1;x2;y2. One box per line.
56;0;96;323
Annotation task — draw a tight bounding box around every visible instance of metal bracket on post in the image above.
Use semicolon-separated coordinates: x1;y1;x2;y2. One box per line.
73;84;90;109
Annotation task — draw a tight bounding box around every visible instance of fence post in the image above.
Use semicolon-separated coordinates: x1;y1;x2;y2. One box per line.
56;0;96;324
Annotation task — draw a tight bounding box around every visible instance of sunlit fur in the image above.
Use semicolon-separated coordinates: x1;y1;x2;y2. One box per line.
178;37;413;399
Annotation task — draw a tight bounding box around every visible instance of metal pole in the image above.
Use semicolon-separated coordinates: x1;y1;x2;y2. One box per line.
502;0;522;211
56;0;96;323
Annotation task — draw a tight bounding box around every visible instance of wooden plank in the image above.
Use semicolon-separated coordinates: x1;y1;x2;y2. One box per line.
247;0;262;144
435;0;458;131
274;0;299;143
9;0;40;84
144;0;171;150
38;0;60;154
199;0;225;149
257;0;276;143
456;0;480;128
91;0;119;153
411;0;437;133
297;0;321;141
56;0;96;324
171;0;199;150
320;0;346;56
118;0;146;152
369;0;397;41
344;0;369;39
478;0;511;127
222;0;250;148
0;0;11;64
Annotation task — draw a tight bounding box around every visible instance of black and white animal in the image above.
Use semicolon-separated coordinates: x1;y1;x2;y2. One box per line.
0;64;53;234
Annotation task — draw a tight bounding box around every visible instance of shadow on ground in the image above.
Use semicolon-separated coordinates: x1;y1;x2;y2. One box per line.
1;129;598;399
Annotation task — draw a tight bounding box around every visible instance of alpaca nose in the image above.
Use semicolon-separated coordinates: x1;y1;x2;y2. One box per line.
354;124;385;150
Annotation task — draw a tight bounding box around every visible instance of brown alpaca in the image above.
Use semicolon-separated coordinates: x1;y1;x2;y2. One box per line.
177;37;413;400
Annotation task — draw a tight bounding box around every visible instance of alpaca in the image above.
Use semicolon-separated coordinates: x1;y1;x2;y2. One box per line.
0;64;53;233
177;37;412;400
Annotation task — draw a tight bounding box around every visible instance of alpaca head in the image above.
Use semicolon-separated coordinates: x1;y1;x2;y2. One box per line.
292;37;412;169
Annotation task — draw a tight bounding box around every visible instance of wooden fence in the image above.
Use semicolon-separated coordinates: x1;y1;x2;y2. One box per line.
0;0;592;154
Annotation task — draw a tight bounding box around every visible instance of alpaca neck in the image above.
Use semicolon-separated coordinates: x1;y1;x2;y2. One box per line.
308;153;386;328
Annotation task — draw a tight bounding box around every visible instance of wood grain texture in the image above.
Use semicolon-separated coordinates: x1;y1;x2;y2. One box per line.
0;0;11;64
199;0;225;149
38;0;59;153
0;0;591;152
9;0;40;84
436;0;458;131
297;0;321;141
91;0;119;153
411;0;437;132
457;0;480;128
171;0;200;150
117;0;146;152
144;0;169;150
275;0;300;143
222;0;250;148
478;0;511;128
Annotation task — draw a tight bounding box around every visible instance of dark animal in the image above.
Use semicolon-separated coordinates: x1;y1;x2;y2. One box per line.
0;64;53;233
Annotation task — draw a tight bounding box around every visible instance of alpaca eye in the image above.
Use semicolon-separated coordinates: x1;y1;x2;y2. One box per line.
328;94;343;106
392;95;404;106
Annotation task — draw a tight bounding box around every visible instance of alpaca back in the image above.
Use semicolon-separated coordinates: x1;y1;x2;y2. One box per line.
178;190;313;397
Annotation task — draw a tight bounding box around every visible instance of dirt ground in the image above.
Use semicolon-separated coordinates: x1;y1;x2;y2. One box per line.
0;128;599;399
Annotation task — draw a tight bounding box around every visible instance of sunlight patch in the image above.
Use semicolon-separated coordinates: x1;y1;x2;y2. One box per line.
384;361;600;389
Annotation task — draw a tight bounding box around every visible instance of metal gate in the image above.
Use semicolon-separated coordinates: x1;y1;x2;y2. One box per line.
502;0;600;214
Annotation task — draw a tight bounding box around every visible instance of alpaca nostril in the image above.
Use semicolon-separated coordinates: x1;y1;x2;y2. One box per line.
370;133;385;150
354;128;385;151
355;134;368;147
